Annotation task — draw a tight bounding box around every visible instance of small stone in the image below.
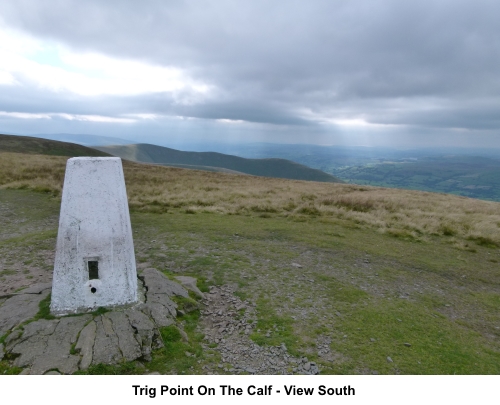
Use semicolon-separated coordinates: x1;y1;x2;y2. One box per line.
370;338;377;342
291;263;303;268
387;356;393;363
404;342;412;347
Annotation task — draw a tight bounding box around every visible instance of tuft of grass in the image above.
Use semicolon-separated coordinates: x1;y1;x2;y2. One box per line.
74;362;141;375
91;307;109;316
195;277;211;293
173;296;199;314
160;325;182;343
250;298;302;357
148;310;206;374
468;235;499;248
0;361;23;375
33;294;56;321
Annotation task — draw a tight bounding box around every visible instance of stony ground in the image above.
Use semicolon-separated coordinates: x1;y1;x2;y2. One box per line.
198;284;319;375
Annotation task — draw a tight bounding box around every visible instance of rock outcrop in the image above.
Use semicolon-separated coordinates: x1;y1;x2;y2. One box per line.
0;269;188;374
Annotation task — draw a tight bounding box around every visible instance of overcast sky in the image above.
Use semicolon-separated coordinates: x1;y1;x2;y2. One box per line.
0;0;499;149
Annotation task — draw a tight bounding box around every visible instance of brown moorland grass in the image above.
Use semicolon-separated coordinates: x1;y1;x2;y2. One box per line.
1;151;499;247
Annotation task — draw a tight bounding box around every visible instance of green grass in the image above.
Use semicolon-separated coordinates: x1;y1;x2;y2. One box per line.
147;311;207;374
74;362;142;375
332;299;500;374
250;304;301;356
32;294;56;321
0;361;22;375
130;210;500;374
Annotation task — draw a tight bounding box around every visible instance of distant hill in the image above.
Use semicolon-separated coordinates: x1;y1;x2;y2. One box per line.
32;133;138;146
0;134;111;157
95;143;343;183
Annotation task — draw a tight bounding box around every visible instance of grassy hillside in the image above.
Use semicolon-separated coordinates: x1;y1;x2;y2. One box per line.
0;134;111;157
96;143;342;183
1;151;500;375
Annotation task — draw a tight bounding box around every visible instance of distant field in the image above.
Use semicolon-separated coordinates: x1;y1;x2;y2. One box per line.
227;143;500;202
332;156;500;201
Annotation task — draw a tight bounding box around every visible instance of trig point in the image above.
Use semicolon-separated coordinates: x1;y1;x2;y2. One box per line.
50;157;137;315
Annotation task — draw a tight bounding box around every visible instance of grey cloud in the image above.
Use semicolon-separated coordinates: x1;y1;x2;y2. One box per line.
0;0;500;143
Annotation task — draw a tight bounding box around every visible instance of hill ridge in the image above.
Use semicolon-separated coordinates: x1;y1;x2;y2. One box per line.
95;143;343;183
0;133;111;157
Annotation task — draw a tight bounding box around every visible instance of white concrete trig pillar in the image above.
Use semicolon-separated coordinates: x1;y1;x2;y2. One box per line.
50;157;137;315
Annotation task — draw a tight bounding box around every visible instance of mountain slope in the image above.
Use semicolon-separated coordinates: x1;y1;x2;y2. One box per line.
95;143;343;183
0;134;111;157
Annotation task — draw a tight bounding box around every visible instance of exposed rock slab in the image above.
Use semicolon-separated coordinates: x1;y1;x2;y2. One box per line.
143;268;189;298
0;290;50;336
140;302;175;327
92;315;122;365
75;320;96;370
11;319;59;368
105;312;142;362
21;283;52;295
147;293;177;317
1;270;191;374
124;308;160;361
29;316;91;375
175;276;205;299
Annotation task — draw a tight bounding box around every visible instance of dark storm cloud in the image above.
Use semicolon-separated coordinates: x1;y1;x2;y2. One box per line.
1;0;500;140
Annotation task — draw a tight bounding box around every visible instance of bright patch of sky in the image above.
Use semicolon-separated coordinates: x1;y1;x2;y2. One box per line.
0;26;210;98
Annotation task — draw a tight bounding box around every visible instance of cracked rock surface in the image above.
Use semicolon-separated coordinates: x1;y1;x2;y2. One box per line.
0;269;188;374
